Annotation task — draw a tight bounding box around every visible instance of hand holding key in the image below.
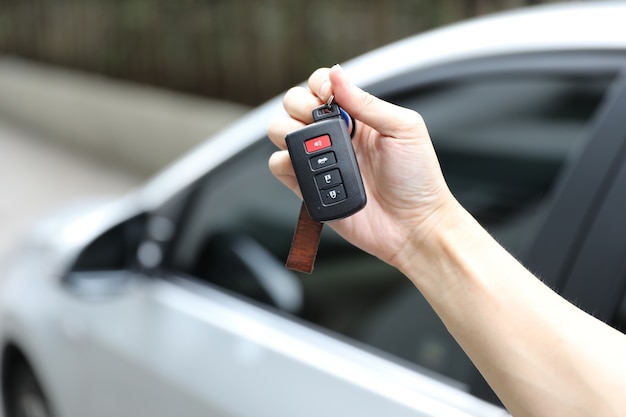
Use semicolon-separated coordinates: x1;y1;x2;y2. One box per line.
285;100;366;222
267;65;459;270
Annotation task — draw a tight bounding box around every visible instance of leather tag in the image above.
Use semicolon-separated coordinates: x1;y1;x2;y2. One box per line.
286;203;323;273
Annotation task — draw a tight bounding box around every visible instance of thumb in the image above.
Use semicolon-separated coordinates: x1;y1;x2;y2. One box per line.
328;65;426;140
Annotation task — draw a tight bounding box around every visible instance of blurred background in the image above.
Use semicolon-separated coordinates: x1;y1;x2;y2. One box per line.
0;0;556;106
0;0;563;256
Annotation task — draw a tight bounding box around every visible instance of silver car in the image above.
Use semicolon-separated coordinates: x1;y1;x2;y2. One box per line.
3;2;626;416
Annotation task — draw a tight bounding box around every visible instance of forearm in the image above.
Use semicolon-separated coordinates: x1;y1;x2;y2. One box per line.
396;202;626;417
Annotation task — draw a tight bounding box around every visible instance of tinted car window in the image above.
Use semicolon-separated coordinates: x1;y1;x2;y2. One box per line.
613;295;626;334
395;75;610;255
168;73;611;389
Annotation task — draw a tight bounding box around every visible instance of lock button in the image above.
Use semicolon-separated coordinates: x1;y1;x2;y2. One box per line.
315;169;342;190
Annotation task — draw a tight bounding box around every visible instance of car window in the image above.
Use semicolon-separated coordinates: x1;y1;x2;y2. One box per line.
394;74;611;256
167;72;612;392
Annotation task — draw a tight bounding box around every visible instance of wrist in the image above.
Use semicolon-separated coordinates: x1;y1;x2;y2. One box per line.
392;198;483;293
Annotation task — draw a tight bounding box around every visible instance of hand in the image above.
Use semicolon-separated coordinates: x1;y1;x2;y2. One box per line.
267;65;459;268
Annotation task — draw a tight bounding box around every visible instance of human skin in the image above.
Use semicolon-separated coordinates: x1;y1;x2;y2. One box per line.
267;65;626;417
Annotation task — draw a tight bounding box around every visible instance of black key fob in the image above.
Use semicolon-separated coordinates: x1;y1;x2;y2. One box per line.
285;103;366;222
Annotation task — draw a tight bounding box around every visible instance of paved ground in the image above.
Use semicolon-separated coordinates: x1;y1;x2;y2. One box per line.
0;59;249;260
0;58;249;177
0;118;141;259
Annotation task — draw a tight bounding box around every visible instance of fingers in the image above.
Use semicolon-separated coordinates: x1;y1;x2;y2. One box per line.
267;83;326;150
267;116;303;150
308;67;332;101
276;65;426;144
268;150;302;198
283;86;323;125
316;65;427;140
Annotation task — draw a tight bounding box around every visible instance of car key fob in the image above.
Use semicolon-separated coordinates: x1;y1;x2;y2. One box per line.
285;102;366;222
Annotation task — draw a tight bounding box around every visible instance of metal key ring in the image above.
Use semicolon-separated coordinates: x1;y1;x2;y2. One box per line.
326;94;335;109
327;95;357;138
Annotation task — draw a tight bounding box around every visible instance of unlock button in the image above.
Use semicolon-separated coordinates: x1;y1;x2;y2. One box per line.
315;169;342;190
321;185;346;205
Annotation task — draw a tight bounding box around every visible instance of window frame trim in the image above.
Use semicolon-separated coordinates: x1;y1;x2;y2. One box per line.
555;67;626;322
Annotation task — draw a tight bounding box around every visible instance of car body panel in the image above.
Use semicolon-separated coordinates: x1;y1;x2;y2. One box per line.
1;262;506;417
346;1;626;89
67;276;506;417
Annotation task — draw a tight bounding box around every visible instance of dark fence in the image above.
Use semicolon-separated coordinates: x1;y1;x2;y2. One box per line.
0;0;555;105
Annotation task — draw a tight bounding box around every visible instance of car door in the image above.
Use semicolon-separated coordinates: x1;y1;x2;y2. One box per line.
58;214;229;417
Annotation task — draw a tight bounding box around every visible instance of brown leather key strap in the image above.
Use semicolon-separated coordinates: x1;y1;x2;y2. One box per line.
286;202;323;274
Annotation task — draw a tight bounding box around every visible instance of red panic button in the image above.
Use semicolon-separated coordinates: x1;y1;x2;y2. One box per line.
304;135;332;153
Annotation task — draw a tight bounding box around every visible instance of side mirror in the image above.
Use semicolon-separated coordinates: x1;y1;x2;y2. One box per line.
69;213;146;273
61;198;147;295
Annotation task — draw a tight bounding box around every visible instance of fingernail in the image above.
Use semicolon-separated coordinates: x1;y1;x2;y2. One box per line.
331;64;351;86
320;79;331;99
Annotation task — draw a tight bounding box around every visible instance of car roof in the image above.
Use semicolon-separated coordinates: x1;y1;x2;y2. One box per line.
344;1;626;87
139;1;626;210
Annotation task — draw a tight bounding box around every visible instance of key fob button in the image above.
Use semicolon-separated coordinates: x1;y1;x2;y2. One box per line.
315;169;342;190
304;135;331;153
309;152;336;171
321;185;346;205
